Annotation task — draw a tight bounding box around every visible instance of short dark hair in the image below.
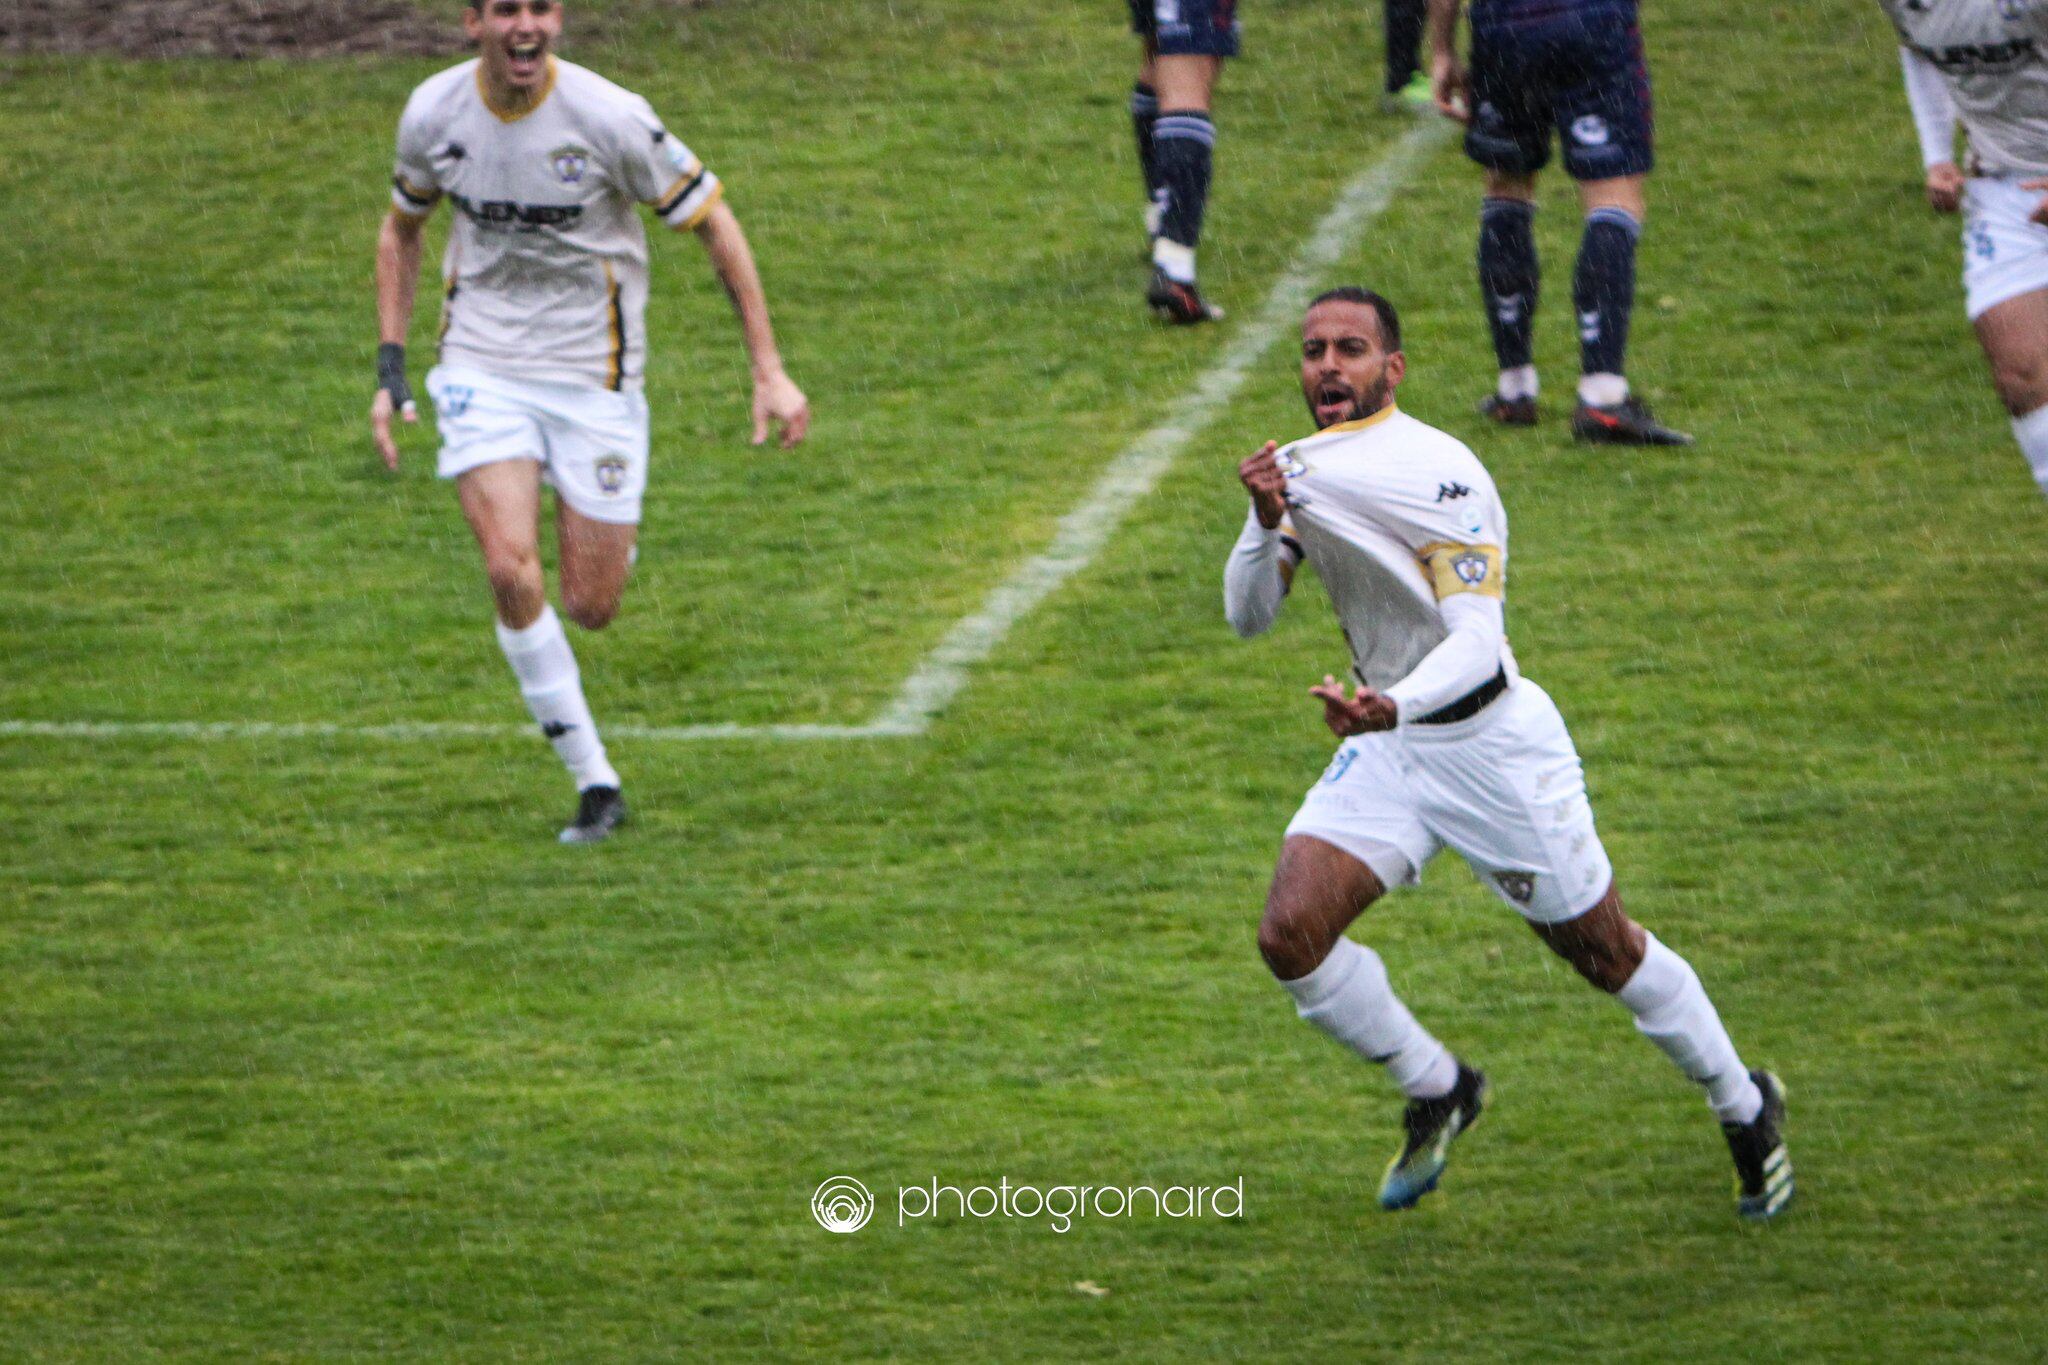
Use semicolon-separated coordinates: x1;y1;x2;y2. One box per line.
1307;286;1401;352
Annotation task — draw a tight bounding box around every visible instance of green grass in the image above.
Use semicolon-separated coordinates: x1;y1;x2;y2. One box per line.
2;0;2044;1358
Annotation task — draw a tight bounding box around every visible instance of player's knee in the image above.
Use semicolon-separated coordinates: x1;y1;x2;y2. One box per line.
1256;892;1346;981
561;588;619;631
1989;353;2048;414
481;541;541;600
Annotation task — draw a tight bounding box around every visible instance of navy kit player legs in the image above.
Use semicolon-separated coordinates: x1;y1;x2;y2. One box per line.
1426;0;1691;445
1224;289;1790;1218
370;0;810;842
1128;0;1236;323
1890;0;2048;497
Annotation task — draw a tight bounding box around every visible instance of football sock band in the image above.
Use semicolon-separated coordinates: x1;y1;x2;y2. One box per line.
1152;109;1216;274
2010;403;2048;497
1616;933;1764;1126
495;604;621;794
1478;196;1539;371
1130;81;1163;215
1575;206;1641;386
1498;364;1539;402
1281;937;1459;1100
1384;0;1427;94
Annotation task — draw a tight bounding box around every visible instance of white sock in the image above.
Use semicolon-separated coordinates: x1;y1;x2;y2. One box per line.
2011;404;2048;497
1152;237;1197;285
1498;365;1539;401
494;605;621;793
1280;938;1457;1099
1576;371;1629;406
1616;933;1761;1125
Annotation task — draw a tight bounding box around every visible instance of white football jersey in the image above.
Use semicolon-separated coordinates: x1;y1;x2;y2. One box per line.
1274;405;1518;692
1882;0;2048;176
390;57;724;391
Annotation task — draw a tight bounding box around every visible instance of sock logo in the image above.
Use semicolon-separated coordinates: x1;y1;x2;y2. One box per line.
541;721;576;739
1579;310;1602;343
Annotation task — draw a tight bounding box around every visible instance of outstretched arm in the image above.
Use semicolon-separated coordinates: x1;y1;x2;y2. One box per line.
371;208;428;470
693;199;810;447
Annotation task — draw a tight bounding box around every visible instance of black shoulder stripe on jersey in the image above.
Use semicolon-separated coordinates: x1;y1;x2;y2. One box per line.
656;169;707;218
393;175;437;209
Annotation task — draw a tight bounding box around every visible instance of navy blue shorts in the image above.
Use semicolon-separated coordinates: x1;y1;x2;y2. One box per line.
1128;0;1240;58
1463;11;1653;180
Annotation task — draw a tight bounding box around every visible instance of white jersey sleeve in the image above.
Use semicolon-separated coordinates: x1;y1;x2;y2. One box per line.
391;87;445;219
1379;468;1508;607
613;95;724;230
1222;507;1304;638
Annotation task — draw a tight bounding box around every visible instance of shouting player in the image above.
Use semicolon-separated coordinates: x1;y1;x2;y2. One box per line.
1223;288;1789;1219
1890;0;2048;497
1426;0;1691;444
371;0;809;842
1127;0;1237;322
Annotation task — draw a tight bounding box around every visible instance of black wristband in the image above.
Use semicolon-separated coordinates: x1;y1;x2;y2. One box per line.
377;342;411;408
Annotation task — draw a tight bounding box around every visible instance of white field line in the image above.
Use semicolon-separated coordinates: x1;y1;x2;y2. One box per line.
2;121;1447;748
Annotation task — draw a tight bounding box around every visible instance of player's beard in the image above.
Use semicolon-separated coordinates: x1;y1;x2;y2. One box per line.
1307;373;1392;429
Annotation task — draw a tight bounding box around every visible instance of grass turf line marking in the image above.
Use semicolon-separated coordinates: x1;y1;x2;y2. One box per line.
871;118;1451;734
2;121;1447;747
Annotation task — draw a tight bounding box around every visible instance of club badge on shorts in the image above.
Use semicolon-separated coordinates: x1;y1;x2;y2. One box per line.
1493;871;1536;905
595;454;629;495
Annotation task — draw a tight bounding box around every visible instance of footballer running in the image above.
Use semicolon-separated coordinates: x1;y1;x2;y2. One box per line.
371;0;810;842
1223;288;1790;1218
1891;0;2048;497
1126;0;1237;323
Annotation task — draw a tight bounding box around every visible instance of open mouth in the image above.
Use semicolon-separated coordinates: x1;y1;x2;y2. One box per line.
506;39;546;80
1313;382;1355;424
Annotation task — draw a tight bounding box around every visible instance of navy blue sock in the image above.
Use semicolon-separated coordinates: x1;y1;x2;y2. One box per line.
1130;82;1162;204
1385;0;1426;93
1153;110;1216;253
1478;196;1539;370
1575;207;1641;379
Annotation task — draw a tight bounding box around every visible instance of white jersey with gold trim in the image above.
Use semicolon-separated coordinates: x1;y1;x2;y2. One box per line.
1271;405;1518;693
1883;0;2048;177
390;57;724;392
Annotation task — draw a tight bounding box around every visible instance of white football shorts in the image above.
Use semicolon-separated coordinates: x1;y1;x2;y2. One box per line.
1962;176;2048;322
1285;678;1615;924
426;363;650;525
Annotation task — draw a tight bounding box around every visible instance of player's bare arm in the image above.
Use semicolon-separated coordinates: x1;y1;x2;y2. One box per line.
693;199;810;448
371;206;429;470
1238;440;1288;527
1425;0;1468;123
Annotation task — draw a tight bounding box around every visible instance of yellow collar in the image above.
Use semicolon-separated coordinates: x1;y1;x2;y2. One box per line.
476;55;557;123
1312;403;1399;437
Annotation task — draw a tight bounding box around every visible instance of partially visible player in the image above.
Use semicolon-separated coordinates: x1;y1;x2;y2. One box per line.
1223;288;1789;1219
1889;0;2048;497
372;0;809;841
1127;0;1237;323
1383;0;1433;114
1427;0;1691;444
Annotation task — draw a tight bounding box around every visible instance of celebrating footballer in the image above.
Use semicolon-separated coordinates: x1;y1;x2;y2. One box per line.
1224;288;1791;1219
370;0;809;842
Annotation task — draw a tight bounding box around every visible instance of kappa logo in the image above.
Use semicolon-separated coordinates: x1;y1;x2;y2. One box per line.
1570;115;1610;147
1452;551;1491;587
595;454;630;495
548;144;590;186
1493;871;1537;905
1436;481;1472;503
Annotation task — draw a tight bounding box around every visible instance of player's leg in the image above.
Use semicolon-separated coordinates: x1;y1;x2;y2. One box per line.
1555;17;1691;445
1145;0;1235;323
457;460;623;815
1129;9;1167;250
1479;168;1542;423
1273;742;1486;1210
1382;0;1431;112
1462;21;1551;424
1972;284;2048;497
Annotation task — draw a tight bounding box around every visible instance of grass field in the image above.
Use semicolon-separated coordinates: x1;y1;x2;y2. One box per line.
3;0;2045;1357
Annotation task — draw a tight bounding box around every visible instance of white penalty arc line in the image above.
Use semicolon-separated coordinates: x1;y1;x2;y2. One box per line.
2;121;1448;748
